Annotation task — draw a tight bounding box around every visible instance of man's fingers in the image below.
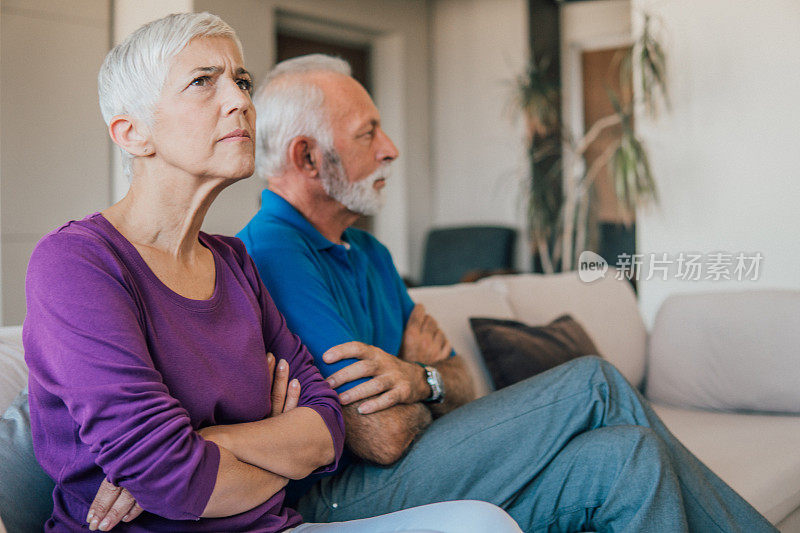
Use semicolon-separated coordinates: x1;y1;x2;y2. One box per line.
322;341;369;364
441;339;453;358
407;304;426;329
283;379;300;412
122;502;144;523
270;358;289;417
87;479;122;529
94;489;138;531
421;313;440;337
326;360;376;389
357;390;402;415
338;376;388;405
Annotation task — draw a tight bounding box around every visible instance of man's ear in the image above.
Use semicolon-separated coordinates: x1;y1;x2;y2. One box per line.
288;136;319;177
108;115;153;157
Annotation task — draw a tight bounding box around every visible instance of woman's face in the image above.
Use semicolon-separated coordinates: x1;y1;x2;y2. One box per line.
148;36;255;181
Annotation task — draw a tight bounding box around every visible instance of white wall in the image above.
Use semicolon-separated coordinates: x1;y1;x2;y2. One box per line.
429;0;529;271
0;0;111;325
633;0;800;325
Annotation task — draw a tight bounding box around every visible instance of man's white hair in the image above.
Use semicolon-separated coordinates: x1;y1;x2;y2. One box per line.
253;54;352;179
97;12;242;179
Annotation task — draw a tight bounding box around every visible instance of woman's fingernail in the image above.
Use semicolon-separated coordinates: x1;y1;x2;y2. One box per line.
122;514;130;522
89;519;99;531
290;379;299;388
278;359;288;371
99;518;110;531
86;511;94;523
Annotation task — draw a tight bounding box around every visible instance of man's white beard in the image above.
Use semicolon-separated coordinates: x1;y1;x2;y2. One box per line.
320;150;389;216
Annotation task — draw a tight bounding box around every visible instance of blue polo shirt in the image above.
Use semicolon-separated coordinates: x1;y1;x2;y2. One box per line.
237;189;415;394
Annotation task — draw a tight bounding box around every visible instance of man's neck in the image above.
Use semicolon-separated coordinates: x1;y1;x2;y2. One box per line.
267;182;358;245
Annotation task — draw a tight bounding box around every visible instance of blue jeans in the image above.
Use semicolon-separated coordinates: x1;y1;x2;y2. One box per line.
296;357;776;532
292;500;522;532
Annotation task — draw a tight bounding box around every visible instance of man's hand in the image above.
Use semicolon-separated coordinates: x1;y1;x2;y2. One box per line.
323;342;429;414
85;479;144;531
400;304;452;365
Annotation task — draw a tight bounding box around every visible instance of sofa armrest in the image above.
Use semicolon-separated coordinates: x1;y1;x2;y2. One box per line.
646;290;800;413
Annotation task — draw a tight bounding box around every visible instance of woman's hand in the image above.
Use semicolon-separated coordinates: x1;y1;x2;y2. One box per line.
268;351;301;415
86;478;144;531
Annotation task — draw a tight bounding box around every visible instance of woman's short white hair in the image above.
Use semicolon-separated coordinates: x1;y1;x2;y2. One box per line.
97;12;242;178
253;54;352;179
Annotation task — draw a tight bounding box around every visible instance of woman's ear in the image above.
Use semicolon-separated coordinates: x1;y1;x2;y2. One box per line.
288;136;319;177
108;115;153;157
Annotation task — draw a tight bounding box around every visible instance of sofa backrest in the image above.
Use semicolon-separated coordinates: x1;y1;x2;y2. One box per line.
410;273;647;395
647;289;800;413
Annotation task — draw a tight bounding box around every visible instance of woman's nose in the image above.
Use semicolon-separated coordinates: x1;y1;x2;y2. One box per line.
222;80;252;116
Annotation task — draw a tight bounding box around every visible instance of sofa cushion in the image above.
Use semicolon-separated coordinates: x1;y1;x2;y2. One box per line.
469;315;600;389
409;283;515;398
479;273;647;388
653;403;800;524
647;290;800;413
0;390;55;531
0;326;26;412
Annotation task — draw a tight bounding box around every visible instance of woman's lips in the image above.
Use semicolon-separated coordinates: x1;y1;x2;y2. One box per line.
219;129;251;142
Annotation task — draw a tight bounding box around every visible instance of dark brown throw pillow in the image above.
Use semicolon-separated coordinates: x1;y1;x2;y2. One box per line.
469;315;600;390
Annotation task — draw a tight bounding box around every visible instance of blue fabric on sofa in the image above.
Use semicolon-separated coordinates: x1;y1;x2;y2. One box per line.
0;390;54;532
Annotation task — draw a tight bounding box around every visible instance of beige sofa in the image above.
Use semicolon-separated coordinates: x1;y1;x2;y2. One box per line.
408;273;800;531
2;273;799;530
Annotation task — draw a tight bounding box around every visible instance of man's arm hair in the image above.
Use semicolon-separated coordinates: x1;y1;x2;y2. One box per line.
430;355;476;417
342;401;432;465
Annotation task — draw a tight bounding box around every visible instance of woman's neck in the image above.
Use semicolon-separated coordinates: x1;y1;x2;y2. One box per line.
103;168;227;261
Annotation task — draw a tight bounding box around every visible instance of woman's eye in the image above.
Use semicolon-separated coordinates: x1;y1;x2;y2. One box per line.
237;78;253;93
190;76;210;87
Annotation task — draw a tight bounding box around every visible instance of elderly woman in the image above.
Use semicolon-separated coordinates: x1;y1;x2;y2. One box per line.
22;12;520;533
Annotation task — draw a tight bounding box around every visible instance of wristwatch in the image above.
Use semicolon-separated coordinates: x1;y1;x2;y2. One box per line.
415;362;445;403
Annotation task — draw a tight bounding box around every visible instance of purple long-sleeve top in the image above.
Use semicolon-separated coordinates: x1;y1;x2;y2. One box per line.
23;213;345;532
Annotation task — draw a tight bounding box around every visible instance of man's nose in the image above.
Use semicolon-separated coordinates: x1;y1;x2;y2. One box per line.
376;129;399;163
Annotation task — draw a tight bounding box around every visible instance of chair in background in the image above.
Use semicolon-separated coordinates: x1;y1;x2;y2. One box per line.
420;226;517;286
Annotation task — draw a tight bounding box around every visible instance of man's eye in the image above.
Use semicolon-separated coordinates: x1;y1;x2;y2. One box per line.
237;78;253;93
190;76;210;87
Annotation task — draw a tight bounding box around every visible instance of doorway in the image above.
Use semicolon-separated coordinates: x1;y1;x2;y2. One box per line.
581;46;636;280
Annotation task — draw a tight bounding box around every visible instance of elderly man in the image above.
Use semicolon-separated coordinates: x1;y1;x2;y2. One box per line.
237;54;775;532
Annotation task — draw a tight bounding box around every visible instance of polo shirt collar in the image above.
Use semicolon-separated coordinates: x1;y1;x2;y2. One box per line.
260;189;341;251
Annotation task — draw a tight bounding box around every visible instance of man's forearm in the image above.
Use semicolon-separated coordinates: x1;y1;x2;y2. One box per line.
202;407;335;480
201;446;288;518
343;401;432;465
430;356;475;417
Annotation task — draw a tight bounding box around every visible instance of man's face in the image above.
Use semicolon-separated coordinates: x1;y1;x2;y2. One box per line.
318;75;399;215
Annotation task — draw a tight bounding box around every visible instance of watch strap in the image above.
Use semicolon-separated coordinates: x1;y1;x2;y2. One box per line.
415;362;445;403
